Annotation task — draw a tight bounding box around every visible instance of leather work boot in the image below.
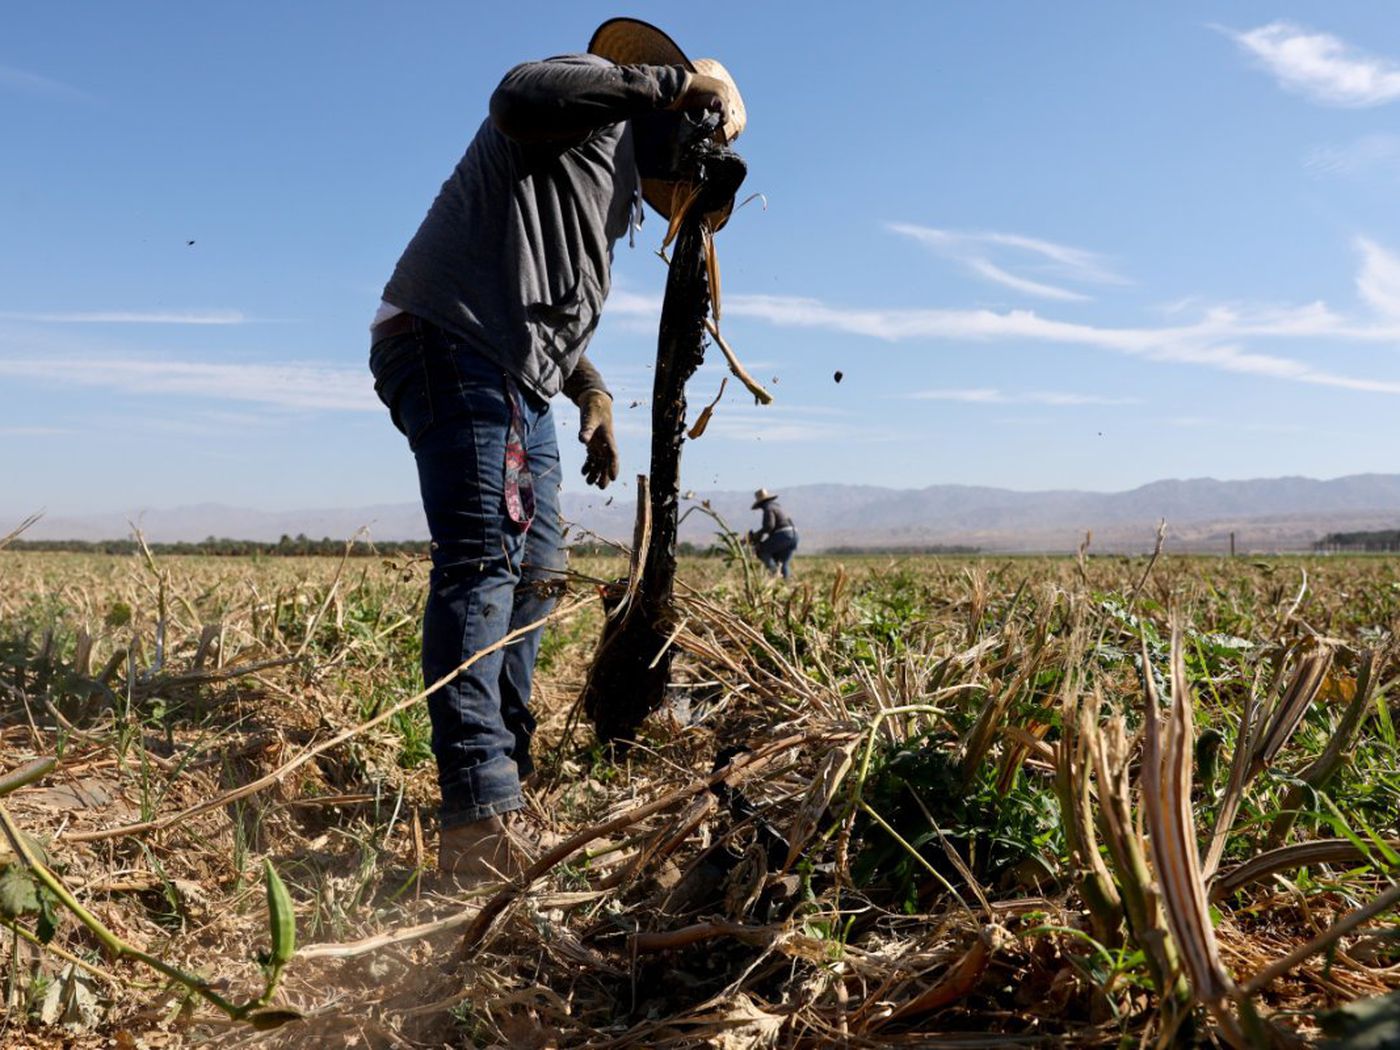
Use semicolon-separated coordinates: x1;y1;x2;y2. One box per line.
506;808;564;854
509;808;633;871
437;815;527;891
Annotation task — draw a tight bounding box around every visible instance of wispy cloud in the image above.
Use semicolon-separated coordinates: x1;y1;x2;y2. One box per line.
600;289;665;335
697;403;895;444
0;63;89;102
0;310;249;325
1167;416;1307;433
634;398;880;445
365;238;1400;403
1355;237;1400;319
606;289;663;316
888;224;1127;302
1223;22;1400;106
723;287;1400;395
908;388;1140;406
611;399;883;443
0;357;377;411
1305;133;1400;177
73;409;289;437
0;426;72;437
962;258;1087;302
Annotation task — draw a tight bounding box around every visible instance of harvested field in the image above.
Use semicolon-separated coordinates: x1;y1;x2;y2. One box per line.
2;545;1399;1047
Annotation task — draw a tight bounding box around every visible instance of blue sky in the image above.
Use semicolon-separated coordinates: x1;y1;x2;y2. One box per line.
5;3;1400;518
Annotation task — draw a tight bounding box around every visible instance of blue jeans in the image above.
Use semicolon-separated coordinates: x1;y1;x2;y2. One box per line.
370;319;563;828
758;528;798;579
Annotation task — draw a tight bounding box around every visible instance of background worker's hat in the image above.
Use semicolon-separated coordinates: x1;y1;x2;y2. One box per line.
752;488;777;509
588;17;746;220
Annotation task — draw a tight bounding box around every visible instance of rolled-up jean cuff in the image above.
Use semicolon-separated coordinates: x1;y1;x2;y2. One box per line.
439;754;525;828
440;793;524;829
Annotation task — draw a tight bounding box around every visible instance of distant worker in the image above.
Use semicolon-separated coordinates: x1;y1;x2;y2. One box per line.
367;18;745;887
749;488;798;578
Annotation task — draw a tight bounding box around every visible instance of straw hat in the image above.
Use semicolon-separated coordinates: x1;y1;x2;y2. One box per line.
588;17;746;220
752;488;777;509
588;18;745;143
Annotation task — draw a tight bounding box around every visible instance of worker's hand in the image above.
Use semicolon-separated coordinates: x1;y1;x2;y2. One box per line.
667;71;728;125
577;391;619;490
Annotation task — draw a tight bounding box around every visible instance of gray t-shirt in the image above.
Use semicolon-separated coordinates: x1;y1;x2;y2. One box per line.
382;54;688;401
760;501;794;536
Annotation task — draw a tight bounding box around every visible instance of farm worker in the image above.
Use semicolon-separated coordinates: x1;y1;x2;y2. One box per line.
368;18;745;886
749;489;798;579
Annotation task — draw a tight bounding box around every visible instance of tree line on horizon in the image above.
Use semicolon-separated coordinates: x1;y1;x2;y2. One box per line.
4;535;728;558
1313;528;1400;552
5;535;986;558
6;535;424;557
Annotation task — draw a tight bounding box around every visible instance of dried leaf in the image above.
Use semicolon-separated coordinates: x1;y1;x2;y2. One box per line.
39;964;102;1032
783;742;854;872
693;993;785;1049
661;184;702;249
687;377;727;440
1320;671;1358;705
705;227;721;320
723;842;768;919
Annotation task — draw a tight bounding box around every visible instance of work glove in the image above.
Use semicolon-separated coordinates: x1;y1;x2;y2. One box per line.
667;71;729;127
577;391;619;490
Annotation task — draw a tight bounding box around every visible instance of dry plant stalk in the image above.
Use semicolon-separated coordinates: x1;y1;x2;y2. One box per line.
1091;709;1188;1009
460;730;816;954
782;741;854;874
0;512;43;552
1201;645;1331;882
1202;674;1263;882
581;147;744;743
1053;689;1123;946
996;608;1080;794
1212;837;1400;901
1249;646;1333;779
1242;878;1400;997
654;246;773;404
630;919;778;954
704;226;721;321
64;595;597;844
1140;623;1249;1046
294;528;368;658
0;757;56;798
600;792;717;892
957;626;1039;785
879;924;1007;1027
608;474;652;624
704;318;772;405
1265;648;1380;849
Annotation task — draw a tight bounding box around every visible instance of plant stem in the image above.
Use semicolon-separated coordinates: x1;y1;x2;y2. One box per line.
0;802;246;1019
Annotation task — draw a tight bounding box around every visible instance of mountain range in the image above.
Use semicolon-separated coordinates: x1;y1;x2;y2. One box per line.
11;473;1400;553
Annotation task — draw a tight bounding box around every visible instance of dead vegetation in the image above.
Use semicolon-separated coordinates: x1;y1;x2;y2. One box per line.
2;540;1399;1047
